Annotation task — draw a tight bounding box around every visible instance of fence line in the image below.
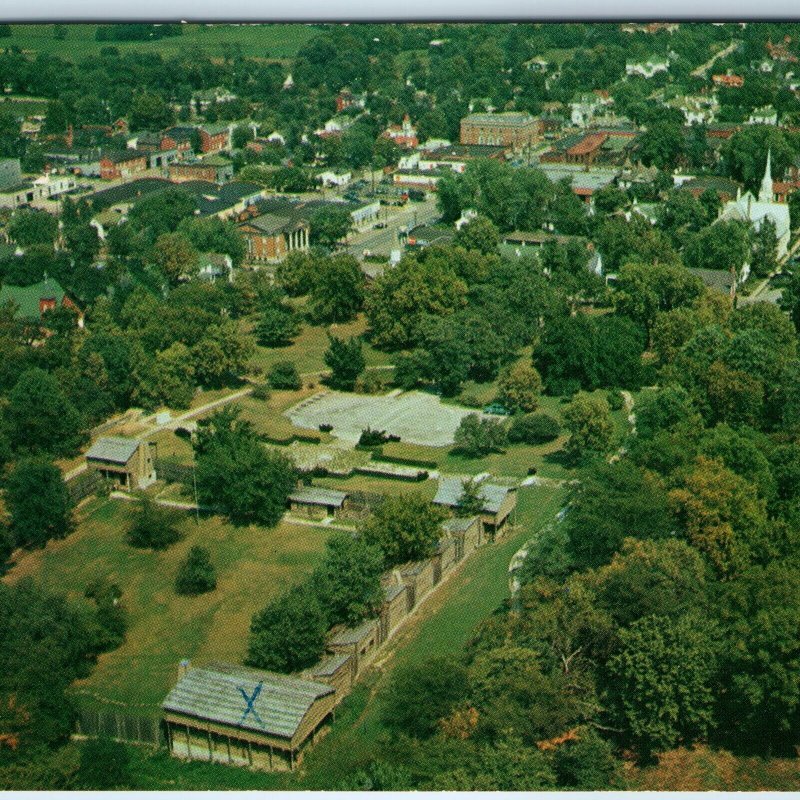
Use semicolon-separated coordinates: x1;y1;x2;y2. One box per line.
74;706;165;748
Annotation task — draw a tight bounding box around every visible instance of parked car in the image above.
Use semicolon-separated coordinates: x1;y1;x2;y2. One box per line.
374;221;387;229
483;403;511;416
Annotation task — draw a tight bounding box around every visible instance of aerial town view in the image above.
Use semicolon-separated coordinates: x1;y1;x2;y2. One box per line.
0;20;799;792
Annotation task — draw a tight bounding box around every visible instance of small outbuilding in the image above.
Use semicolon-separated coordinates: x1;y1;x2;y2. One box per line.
162;661;336;771
442;515;483;558
287;486;349;519
326;618;380;674
85;436;155;490
434;478;517;538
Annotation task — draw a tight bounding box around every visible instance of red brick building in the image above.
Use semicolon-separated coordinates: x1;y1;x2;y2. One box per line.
460;112;542;149
99;150;149;180
237;205;310;264
198;123;231;154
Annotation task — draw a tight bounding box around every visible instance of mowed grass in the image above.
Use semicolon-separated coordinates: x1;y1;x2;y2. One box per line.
247;314;394;378
3;496;331;710
5;23;320;61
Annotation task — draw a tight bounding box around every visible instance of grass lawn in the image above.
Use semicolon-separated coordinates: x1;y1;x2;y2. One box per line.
3;497;331;711
247;314;394;378
6;23;320;61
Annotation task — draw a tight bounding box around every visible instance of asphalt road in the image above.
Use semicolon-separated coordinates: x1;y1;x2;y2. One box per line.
347;195;441;257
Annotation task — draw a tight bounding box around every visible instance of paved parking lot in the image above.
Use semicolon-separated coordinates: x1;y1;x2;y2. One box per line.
286;389;474;447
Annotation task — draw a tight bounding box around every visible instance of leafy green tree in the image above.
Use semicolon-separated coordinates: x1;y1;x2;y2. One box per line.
136;342;196;409
360;493;446;567
382;656;469;737
607;613;720;757
307;254;364;323
76;737;131;790
175;546;217;595
129;92;175;131
195;419;296;526
552;728;622;790
4;368;85;456
128;189;198;238
152;232;197;286
749;217;778;279
324;334;365;390
4;458;73;550
637;120;684;169
313;532;384;627
562;392;614;463
177;216;246;266
191;321;254;388
7;209;58;248
565;460;672;570
453;216;500;254
276;251;317;296
268;360;301;390
508;412;561;444
309;205;352;248
453;414;507;457
125;495;182;550
496;361;542;413
683;220;751;273
255;299;301;346
247;584;327;672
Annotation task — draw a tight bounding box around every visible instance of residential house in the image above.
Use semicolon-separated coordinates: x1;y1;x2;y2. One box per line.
197;252;234;284
712;73;744;88
625;57;670;78
382;115;418;149
570;91;614;128
85;436;156;490
748;105;778;125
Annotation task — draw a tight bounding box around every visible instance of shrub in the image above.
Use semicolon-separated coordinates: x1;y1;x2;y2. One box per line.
508;413;562;445
606;389;625;411
459;392;484;408
319;423;333;432
268;360;301;390
174;426;192;439
359;426;391;447
354;371;389;395
251;383;272;401
175;546;217;596
453;414;507;457
126;496;183;550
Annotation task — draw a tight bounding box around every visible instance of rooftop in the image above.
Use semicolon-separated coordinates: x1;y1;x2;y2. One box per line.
85;436;141;464
288;486;348;508
327;619;379;648
433;478;514;514
462;111;536;127
162;661;334;740
0;277;67;320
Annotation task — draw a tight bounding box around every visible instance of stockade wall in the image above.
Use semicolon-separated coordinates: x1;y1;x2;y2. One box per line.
75;707;165;748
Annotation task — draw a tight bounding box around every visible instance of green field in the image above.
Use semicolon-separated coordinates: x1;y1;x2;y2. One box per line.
4;497;331;710
4;23;320;61
247;314;395;378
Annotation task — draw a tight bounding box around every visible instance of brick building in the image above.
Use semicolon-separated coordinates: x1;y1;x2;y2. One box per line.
460;111;542;149
198;123;231;154
169;156;234;184
237;203;311;264
99;150;149;180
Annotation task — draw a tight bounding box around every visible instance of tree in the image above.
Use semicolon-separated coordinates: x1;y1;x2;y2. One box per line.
268;360;301;390
76;737;131;790
496;361;542;413
307;254;365;323
194;417;296;526
456;478;486;517
562;392;614;463
255;299;301;346
125;495;182;550
276;251;316;296
7;209;58;248
324;334;365;390
136;342;196;409
309;205;352;248
128;189;197;238
191;322;255;388
152;232;197;285
129;92;175;131
247;585;327;672
637;120;684;170
453;216;500;254
382;656;469;738
607;613;720;757
4;458;73;550
683;220;750;273
564;460;672;570
453;414;508;457
552;729;622;790
313;532;384;627
750;217;778;278
175;546;217;595
4;368;84;456
360;493;446;567
508;412;561;444
668;456;768;577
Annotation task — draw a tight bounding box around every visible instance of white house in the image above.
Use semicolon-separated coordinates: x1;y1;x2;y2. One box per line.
317;171;352;188
625;58;670;78
748;105;778;125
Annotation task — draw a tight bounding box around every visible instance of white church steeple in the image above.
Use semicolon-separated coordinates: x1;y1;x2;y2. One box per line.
758;148;774;203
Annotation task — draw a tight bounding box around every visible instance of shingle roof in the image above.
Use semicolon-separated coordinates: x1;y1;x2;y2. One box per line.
384;583;406;602
327;619;378;648
306;653;352;677
442;516;478;534
433;477;513;514
463;112;535;127
162;661;334;740
288;486;348;508
85;436;141;464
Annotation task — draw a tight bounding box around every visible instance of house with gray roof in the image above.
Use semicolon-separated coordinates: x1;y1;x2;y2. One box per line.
85;436;155;489
162;661;336;771
433;477;517;537
287;485;349;519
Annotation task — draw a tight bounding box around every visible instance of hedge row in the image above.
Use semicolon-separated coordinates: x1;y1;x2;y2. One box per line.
355;466;429;482
371;448;439;470
260;432;322;446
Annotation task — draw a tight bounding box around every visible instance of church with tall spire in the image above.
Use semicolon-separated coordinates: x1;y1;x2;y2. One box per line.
720;147;791;258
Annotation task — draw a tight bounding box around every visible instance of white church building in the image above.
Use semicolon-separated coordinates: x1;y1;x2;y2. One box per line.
719;149;791;258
